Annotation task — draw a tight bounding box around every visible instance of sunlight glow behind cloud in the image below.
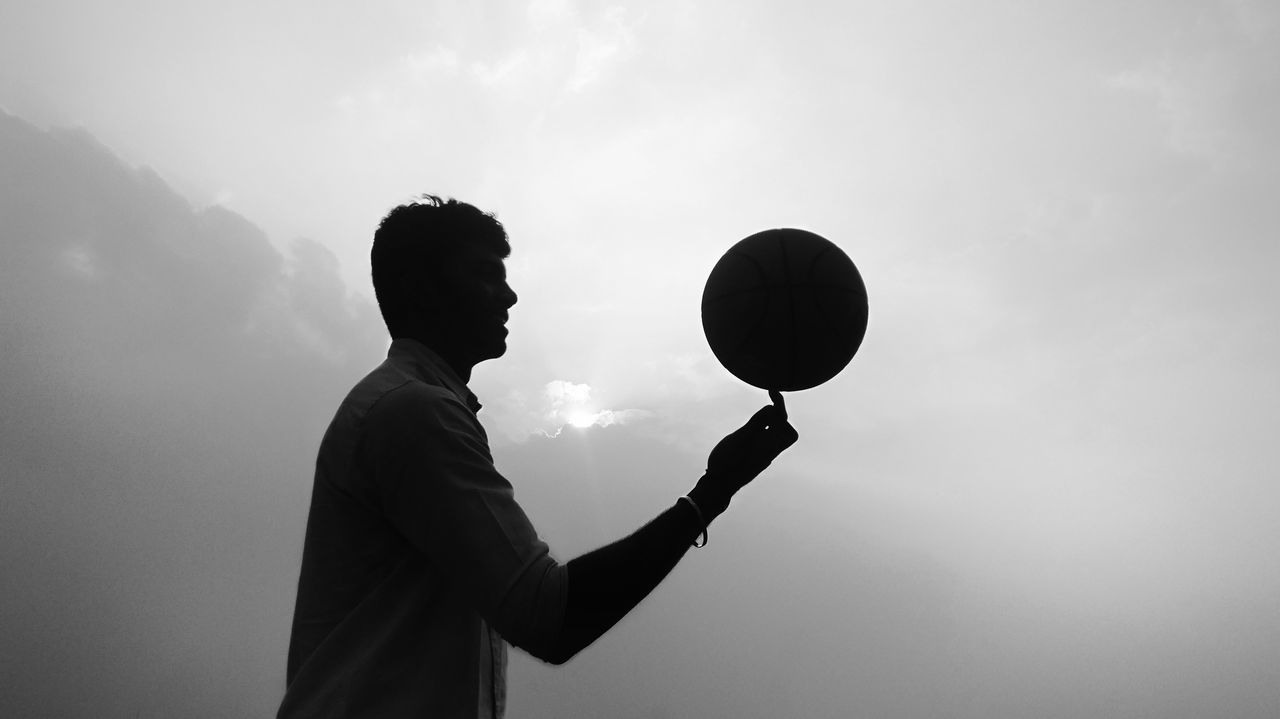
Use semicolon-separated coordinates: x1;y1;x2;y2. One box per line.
540;379;651;434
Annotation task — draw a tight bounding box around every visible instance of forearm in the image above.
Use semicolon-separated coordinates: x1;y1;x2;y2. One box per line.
544;395;797;664
554;488;721;663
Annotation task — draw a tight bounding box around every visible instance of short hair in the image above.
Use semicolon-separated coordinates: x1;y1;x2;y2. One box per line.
371;195;510;337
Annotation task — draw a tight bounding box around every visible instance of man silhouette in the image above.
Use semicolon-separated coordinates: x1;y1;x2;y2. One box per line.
278;195;798;718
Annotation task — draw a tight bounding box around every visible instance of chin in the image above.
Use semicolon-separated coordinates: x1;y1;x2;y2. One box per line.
478;339;507;362
469;326;508;363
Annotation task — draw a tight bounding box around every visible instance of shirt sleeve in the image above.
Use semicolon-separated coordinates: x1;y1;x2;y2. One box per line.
360;380;567;659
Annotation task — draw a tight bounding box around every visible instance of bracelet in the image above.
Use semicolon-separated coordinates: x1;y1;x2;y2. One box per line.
678;495;708;548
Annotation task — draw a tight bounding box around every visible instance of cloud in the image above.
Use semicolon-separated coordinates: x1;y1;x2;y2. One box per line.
471;49;534;86
0;109;385;718
402;45;461;80
357;0;637;106
566;5;636;93
545;378;593;408
485;379;654;439
1105;2;1280;165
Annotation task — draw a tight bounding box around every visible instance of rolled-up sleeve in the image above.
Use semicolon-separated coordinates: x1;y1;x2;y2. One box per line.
361;381;568;660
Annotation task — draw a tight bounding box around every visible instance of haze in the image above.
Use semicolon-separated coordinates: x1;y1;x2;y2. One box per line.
2;1;1277;717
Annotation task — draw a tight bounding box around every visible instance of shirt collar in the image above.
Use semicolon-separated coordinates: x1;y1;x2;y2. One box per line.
386;338;482;414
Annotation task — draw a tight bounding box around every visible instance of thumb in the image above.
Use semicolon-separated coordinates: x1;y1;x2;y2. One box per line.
741;403;778;434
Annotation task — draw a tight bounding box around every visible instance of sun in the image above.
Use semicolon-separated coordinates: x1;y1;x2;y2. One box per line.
565;408;597;429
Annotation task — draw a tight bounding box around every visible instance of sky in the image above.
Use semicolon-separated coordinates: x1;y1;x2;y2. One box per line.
1;1;1278;717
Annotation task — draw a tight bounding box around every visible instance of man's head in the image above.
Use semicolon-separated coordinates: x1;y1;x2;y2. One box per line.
371;195;517;373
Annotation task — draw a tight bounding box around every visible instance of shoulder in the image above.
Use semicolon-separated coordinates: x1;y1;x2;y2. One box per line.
361;378;495;473
366;378;475;434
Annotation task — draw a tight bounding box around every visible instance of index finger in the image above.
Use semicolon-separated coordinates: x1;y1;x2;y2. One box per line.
768;389;787;421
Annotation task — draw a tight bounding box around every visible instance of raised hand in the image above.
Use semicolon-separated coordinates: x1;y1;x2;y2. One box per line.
694;390;799;517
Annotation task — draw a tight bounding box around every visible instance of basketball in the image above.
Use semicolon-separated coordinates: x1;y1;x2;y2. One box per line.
701;228;869;392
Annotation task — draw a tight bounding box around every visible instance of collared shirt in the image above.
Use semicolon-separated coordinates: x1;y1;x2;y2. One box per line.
279;339;567;719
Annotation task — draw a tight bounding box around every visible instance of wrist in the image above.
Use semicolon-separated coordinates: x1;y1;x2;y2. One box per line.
688;476;732;522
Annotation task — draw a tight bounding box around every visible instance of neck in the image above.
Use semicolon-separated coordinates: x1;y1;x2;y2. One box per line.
398;331;474;384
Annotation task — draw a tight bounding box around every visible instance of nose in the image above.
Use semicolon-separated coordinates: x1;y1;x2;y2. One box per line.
501;281;518;309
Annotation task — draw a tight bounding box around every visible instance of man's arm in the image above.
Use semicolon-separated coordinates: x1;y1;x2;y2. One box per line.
368;383;796;665
550;496;702;664
547;394;799;664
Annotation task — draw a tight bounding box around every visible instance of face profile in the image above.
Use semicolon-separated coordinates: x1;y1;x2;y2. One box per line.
371;195;514;381
422;242;518;367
